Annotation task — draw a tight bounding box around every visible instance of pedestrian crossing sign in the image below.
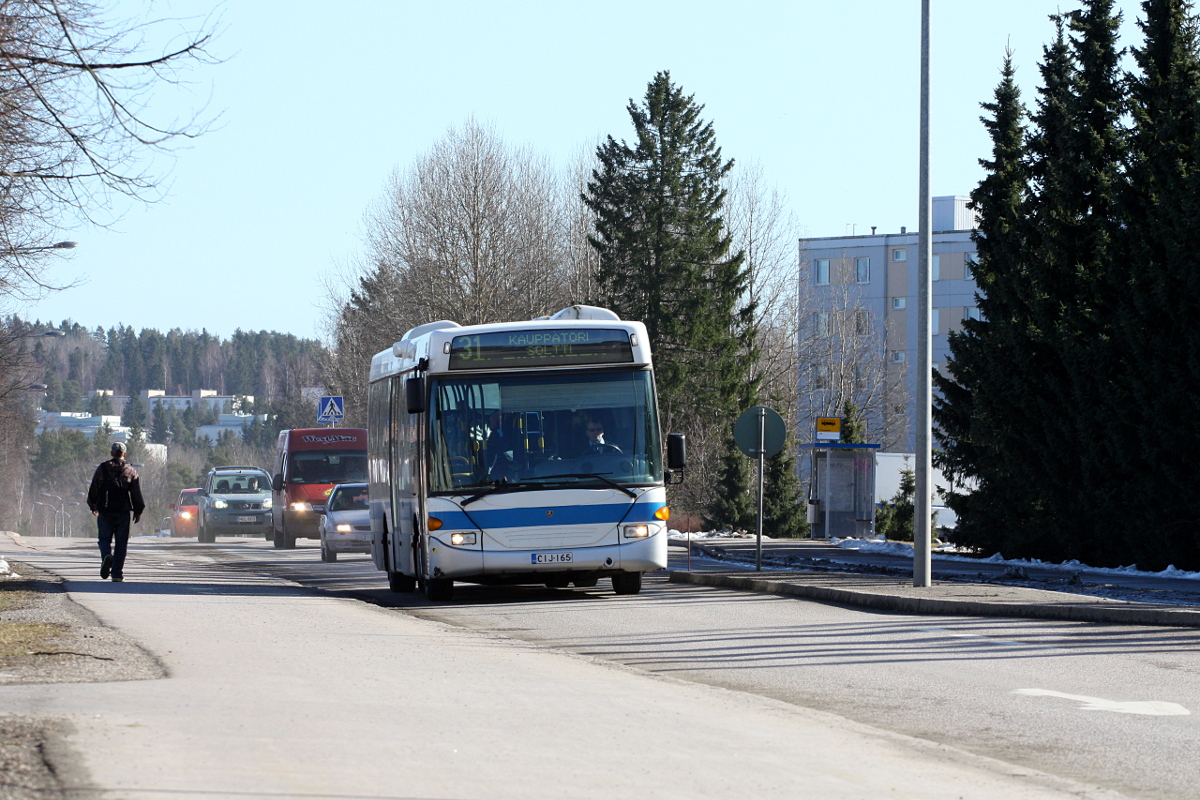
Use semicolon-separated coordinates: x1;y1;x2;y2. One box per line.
317;395;345;424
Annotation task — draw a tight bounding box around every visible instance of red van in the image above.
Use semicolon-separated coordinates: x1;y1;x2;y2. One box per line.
270;428;368;549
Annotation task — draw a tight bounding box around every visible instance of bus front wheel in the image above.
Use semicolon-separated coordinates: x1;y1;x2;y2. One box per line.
612;572;642;595
425;577;454;602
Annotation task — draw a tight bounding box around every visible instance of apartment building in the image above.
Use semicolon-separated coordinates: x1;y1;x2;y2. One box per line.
798;196;979;453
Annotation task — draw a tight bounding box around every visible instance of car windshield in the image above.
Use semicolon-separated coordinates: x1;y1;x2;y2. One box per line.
288;450;367;484
429;369;662;492
328;487;368;512
214;475;267;494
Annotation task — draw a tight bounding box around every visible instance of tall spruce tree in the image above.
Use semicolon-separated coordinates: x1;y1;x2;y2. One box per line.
935;52;1045;556
584;72;759;527
1117;0;1200;569
1027;1;1126;564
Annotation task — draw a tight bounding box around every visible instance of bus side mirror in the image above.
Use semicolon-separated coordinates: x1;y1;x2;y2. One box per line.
272;474;283;492
667;433;687;470
406;375;426;414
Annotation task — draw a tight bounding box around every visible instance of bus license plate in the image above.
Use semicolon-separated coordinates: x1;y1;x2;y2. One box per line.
237;516;256;523
532;552;573;564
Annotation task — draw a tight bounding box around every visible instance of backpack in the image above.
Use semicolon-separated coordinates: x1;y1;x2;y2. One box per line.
97;460;131;511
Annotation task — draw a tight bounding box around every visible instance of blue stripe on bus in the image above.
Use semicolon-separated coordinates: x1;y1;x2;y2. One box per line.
430;502;663;531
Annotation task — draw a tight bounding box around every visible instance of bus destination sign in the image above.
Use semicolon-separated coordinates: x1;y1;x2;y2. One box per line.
448;329;634;370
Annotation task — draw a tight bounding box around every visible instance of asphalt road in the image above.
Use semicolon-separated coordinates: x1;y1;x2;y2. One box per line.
6;534;1199;799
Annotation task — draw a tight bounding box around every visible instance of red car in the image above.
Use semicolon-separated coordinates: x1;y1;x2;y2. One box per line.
170;488;203;537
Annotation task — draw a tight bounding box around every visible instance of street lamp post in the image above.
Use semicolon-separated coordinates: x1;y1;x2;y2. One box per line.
32;501;52;536
39;492;64;536
64;502;81;536
913;0;934;589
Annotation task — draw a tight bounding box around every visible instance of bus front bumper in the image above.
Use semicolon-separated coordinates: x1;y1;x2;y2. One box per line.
428;532;666;580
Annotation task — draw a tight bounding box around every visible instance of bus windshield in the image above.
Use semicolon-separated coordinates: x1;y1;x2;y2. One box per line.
429;370;661;492
288;450;368;484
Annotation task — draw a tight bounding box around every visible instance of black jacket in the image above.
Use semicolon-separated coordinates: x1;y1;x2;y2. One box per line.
87;458;146;515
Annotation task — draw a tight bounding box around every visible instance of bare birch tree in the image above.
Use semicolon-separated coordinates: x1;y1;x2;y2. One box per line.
726;163;803;422
322;120;586;423
796;277;907;450
0;0;216;301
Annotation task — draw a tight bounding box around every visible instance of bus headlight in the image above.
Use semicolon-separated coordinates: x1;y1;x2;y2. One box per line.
623;524;650;538
449;532;477;546
290;501;313;513
179;511;192;520
211;500;228;510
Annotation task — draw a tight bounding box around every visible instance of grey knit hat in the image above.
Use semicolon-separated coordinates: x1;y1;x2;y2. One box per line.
110;442;127;457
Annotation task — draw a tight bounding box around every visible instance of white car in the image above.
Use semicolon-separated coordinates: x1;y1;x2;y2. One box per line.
318;483;371;562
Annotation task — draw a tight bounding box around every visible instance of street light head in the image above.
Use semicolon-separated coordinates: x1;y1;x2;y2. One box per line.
40;330;65;336
50;241;77;249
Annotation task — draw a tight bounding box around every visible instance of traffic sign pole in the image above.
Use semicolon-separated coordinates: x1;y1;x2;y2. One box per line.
756;407;765;571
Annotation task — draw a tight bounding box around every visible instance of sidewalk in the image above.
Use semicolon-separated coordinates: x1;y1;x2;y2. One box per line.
668;538;1200;628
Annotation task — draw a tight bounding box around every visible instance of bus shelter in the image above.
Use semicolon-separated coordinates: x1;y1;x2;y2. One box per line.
803;443;880;540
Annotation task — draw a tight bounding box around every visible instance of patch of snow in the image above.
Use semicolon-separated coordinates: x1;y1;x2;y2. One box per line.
0;557;20;579
828;537;1200;581
668;529;754;540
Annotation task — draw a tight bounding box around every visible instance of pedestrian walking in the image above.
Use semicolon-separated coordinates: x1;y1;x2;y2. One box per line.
86;442;145;582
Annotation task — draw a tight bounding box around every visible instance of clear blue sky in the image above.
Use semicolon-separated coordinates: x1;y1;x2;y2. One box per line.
27;0;1143;340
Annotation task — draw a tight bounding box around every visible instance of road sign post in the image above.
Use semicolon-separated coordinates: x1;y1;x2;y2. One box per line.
734;406;786;571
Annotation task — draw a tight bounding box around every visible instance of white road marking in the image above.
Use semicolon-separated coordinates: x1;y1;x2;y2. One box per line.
918;627;1024;646
1014;688;1190;716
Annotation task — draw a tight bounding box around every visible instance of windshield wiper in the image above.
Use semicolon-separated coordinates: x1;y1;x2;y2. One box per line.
460;480;552;507
532;473;638;499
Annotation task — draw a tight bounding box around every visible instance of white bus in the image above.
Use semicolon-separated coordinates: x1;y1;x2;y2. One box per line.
367;305;686;601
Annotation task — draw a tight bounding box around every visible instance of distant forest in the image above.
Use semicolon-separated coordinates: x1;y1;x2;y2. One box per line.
19;318;326;412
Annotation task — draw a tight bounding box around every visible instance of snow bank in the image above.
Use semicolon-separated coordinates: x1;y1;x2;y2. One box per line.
0;557;20;579
668;529;754;541
831;537;1200;581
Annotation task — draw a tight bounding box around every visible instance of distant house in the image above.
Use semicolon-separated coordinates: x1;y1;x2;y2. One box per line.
195;413;271;444
36;412;131;442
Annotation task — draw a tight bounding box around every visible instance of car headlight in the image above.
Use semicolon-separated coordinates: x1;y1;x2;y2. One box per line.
211;500;228;510
291;502;313;512
335;523;352;533
449;532;477;546
262;498;272;509
623;524;650;538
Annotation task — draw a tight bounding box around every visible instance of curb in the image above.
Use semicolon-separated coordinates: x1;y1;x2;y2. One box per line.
667;570;1200;628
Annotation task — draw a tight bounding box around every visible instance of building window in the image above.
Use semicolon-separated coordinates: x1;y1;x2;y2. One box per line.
856;257;871;283
855;310;870;336
964;253;977;279
932;308;940;334
892;297;906;310
813;312;830;338
813;364;830;390
815;259;830;285
854;365;866;391
890;350;906;363
964;306;982;321
892;248;907;262
932;254;941;281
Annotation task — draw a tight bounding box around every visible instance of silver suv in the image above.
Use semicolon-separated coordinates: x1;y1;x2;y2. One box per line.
197;466;273;543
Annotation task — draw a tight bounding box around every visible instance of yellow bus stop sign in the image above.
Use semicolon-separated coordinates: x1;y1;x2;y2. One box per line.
816;417;841;441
